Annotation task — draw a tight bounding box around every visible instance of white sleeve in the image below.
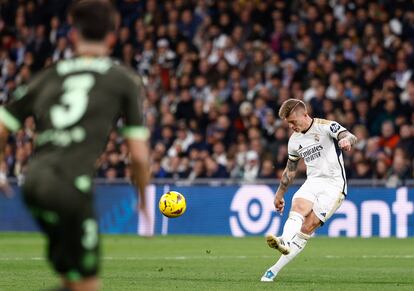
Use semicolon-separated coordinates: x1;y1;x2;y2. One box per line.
325;121;347;140
288;139;300;161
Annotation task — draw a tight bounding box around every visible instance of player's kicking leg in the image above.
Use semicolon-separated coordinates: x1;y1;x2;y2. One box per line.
261;211;321;282
264;209;305;255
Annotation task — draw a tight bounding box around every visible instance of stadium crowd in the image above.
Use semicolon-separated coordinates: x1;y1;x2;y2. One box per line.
0;0;414;186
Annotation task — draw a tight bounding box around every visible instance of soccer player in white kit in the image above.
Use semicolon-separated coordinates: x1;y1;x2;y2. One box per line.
261;99;357;282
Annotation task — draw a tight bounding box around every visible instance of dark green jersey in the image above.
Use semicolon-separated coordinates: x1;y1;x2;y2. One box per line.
0;57;148;185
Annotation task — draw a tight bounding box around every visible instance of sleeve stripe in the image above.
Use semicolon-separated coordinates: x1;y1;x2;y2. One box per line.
121;126;150;140
0;107;21;132
336;129;348;139
288;155;300;161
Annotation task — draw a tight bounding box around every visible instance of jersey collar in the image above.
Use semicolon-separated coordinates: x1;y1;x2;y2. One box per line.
301;118;314;134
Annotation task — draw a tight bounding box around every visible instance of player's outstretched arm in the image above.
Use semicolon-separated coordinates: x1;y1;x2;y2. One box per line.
274;159;299;213
337;130;357;152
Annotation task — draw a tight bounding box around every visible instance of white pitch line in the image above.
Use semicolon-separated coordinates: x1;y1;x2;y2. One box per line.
0;257;43;261
1;255;414;261
0;255;267;261
325;255;414;259
105;255;267;260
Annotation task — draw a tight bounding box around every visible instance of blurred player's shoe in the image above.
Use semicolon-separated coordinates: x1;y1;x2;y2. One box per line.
260;270;276;282
266;234;290;255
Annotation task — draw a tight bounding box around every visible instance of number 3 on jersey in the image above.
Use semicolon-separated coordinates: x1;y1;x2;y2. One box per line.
50;74;95;129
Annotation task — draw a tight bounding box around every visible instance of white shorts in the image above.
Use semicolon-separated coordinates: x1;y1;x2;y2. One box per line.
292;179;345;223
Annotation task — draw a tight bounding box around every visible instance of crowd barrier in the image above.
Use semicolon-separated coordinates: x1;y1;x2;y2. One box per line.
0;182;413;237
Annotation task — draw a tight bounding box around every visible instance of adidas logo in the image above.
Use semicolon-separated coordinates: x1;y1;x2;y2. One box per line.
321;212;326;217
299;145;303;150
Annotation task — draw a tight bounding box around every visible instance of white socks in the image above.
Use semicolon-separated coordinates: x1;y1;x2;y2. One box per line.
265;211;309;277
281;211;304;243
269;232;310;275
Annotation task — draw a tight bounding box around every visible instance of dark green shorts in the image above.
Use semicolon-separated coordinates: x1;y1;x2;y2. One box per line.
22;169;100;281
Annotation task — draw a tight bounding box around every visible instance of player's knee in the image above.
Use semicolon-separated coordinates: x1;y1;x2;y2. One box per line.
301;219;320;234
291;204;308;215
291;198;314;216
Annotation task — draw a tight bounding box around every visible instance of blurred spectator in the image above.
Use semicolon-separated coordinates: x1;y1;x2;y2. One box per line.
11;147;27;179
52;37;72;62
350;160;373;179
243;150;260;181
353;125;369;151
187;159;205;181
378;120;400;154
212;141;227;166
151;160;168;179
386;151;412;187
397;124;414;160
163;156;189;179
258;159;276;179
167;121;194;157
106;151;125;178
374;159;389;181
204;156;229;179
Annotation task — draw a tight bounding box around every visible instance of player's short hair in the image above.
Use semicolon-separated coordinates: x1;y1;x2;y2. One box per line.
70;0;116;41
278;99;306;119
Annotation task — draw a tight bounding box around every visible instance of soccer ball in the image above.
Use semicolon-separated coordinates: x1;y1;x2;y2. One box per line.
159;191;186;218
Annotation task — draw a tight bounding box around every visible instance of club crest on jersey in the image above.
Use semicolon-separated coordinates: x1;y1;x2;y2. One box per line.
314;134;320;142
330;123;340;133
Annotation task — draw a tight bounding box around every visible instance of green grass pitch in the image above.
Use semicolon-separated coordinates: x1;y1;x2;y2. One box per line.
1;233;414;290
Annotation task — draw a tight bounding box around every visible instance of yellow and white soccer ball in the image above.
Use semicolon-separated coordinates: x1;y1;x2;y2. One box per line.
159;191;186;218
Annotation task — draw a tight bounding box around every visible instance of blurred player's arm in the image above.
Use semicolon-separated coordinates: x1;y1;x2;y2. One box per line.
274;158;299;213
126;137;150;208
337;130;357;151
122;73;150;212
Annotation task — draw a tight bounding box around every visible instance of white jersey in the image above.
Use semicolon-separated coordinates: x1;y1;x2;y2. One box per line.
288;118;348;194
